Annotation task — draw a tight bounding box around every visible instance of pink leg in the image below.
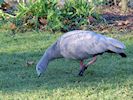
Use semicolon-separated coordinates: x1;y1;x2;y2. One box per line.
80;60;85;69
79;60;87;76
78;56;97;76
85;56;97;67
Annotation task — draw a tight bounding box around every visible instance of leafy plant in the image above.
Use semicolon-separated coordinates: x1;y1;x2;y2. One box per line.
59;0;100;31
15;0;62;32
0;0;103;33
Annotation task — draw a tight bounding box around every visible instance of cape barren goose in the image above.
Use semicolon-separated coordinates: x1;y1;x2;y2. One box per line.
36;30;126;77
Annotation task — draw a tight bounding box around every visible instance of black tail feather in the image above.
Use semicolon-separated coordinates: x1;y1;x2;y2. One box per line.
119;53;127;58
106;50;127;58
94;50;127;58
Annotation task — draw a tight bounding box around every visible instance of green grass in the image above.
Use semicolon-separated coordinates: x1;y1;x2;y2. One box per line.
0;30;133;100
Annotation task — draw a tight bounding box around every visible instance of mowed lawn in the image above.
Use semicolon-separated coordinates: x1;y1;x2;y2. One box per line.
0;30;133;100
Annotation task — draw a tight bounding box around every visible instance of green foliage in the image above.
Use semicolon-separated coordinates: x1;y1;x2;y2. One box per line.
59;0;98;31
0;0;4;4
15;0;62;32
0;0;103;32
0;11;5;28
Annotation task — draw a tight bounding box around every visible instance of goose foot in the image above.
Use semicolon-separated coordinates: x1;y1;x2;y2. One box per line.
78;56;97;76
78;67;87;76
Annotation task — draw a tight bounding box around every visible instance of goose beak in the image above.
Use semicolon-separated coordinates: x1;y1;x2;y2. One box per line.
36;67;41;77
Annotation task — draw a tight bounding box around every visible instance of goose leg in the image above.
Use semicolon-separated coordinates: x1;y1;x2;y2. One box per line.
78;60;87;76
78;56;97;76
85;56;97;67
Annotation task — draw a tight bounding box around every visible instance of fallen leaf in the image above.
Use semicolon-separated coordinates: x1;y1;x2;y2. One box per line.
26;60;35;67
39;17;47;25
117;21;124;26
10;23;16;30
124;20;130;25
87;16;96;24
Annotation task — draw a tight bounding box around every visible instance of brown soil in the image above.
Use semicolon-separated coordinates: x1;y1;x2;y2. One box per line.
101;6;133;31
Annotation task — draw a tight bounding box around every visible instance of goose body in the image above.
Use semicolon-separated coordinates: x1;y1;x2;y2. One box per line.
36;30;126;76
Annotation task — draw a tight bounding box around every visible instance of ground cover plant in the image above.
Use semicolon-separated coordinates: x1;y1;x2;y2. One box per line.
0;29;133;99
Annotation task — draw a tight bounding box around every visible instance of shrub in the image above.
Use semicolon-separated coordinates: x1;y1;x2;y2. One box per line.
0;0;103;33
59;0;98;31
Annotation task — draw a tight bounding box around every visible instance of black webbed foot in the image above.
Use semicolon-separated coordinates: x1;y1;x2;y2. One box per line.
78;67;87;76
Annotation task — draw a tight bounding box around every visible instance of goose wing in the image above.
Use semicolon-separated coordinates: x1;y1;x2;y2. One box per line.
59;31;108;59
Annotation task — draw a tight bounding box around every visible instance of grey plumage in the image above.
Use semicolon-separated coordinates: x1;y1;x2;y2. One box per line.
36;30;126;76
